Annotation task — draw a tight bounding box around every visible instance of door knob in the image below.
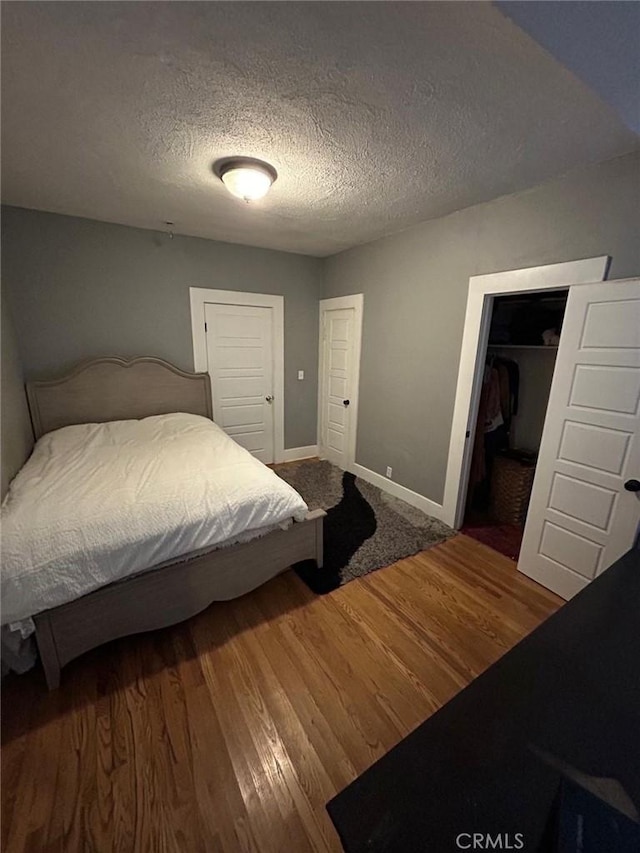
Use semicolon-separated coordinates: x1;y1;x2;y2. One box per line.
624;479;640;492
265;395;274;403
343;399;350;407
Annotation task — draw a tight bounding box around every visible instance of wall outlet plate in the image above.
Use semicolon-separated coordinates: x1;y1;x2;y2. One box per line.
298;370;304;380
386;466;393;478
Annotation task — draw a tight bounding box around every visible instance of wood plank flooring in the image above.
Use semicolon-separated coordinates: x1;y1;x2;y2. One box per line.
1;535;561;852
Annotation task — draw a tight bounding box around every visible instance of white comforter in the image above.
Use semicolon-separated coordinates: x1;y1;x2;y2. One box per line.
1;413;308;626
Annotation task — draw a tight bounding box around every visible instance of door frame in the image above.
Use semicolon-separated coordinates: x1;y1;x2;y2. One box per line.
189;287;285;464
441;256;610;529
317;294;364;470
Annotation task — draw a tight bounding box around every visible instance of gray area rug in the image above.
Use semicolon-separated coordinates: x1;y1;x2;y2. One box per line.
275;460;454;592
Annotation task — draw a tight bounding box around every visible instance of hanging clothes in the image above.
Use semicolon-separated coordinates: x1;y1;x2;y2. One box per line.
467;356;520;511
496;362;510;428
484;365;503;433
503;359;520;416
468;366;500;503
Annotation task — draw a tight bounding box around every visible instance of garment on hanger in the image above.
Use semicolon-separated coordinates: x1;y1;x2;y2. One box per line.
484;366;503;433
503;359;520;416
496;362;510;429
467;356;520;511
468;366;500;503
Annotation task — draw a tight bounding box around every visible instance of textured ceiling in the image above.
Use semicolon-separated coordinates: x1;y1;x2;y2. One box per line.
1;1;637;256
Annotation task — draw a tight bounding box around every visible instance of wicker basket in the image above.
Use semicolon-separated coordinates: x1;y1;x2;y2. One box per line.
491;454;536;526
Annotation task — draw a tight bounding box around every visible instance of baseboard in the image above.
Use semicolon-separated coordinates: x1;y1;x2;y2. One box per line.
350;463;446;522
282;445;319;463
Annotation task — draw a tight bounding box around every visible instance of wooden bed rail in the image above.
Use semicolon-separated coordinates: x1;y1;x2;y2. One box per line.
35;509;325;690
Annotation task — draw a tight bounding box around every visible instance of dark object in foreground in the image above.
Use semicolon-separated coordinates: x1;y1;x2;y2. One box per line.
328;548;640;852
540;775;640;853
295;471;376;593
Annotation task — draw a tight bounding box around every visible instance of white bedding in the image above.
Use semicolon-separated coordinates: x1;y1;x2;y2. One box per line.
1;413;308;626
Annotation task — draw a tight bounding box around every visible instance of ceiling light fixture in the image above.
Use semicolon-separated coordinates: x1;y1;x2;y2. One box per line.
213;157;277;202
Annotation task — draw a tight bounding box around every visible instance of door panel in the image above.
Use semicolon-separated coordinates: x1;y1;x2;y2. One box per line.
581;298;640;348
558;421;631;475
548;473;616;531
539;522;602;580
330;376;347;398
569;365;640;412
519;279;640;599
204;303;275;464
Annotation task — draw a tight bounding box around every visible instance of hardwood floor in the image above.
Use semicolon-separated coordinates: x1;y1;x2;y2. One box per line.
1;535;561;853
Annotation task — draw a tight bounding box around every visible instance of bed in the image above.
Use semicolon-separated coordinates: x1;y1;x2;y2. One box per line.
1;356;324;689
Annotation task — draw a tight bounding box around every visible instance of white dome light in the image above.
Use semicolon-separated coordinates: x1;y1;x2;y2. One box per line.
215;158;277;202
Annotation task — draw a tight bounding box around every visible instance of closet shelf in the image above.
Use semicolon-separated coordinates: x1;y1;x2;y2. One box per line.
487;344;558;350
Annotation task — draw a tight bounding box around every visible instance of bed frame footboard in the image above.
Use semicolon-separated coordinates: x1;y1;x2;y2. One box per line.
34;508;325;690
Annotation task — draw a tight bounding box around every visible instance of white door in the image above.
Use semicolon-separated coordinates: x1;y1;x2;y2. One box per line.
205;302;275;463
319;297;362;469
519;278;640;599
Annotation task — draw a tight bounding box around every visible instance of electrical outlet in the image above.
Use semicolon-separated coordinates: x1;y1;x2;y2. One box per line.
297;370;304;381
386;466;393;478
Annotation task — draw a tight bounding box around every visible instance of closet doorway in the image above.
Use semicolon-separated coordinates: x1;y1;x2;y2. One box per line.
462;289;567;560
443;257;611;534
444;259;640;600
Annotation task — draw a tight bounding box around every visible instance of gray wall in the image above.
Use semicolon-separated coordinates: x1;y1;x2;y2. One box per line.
1;208;323;449
323;151;640;504
3;152;639;491
1;290;34;497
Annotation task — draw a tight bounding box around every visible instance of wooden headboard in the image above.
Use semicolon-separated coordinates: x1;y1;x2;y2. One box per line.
26;357;213;439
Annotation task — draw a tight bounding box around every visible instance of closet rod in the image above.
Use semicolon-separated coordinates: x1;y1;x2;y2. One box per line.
487;345;558;351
